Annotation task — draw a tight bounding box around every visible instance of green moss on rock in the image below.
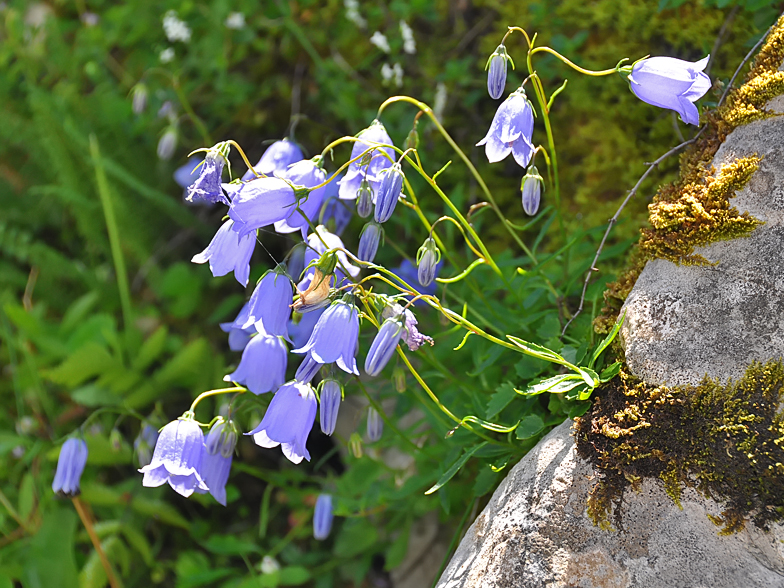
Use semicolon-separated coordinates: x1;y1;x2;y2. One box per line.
575;360;784;534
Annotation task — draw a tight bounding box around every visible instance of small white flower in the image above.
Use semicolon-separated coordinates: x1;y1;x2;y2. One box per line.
225;12;245;30
159;47;175;63
399;21;416;54
260;556;280;575
381;63;404;88
80;12;99;27
370;31;390;54
433;82;447;121
157;127;178;160
344;0;366;28
163;10;191;43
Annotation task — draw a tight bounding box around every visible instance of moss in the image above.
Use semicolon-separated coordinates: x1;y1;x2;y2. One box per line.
575;360;784;533
594;16;784;333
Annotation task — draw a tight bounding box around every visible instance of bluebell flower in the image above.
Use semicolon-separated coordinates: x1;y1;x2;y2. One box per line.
358;222;383;263
196;419;237;506
248;381;317;464
391;260;443;300
289;307;325;349
374;163;404;223
338;120;395;201
157;126;178;161
134;424;160;468
131;83;148;114
298;226;359;292
174;156;203;190
220;303;255;351
139;417;209;497
626;55;710;126
191;219;256;287
224;332;288;395
186;150;228;205
321;195;353;236
296;353;322;384
226;177;299;237
292;297;360;375
274;159;328;238
486;44;511;100
241;270;293;338
365;318;404;376
366;408;383;442
477;88;535;168
319;380;342;435
242;139;304;181
52;438;88;497
381;303;433;351
416;237;440;287
521;165;543;216
355;178;374;218
313;494;334;540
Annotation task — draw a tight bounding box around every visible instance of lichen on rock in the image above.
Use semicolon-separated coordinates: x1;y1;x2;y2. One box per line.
575;360;784;534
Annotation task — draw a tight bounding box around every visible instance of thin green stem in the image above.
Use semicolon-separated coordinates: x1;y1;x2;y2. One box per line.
190;386;246;413
529;46;620;76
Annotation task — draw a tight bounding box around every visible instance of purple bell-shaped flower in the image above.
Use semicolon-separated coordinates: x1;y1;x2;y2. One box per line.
318;380;342;435
477;88;535;168
338;120;395;201
191;219;256;287
374;163;404;224
186;150;228;205
242;139;304;181
224;332;288;395
486;44;511;100
364;318;404;376
292;297;360;375
196;419;237;506
357;222;383;263
241;270;293;338
226;177;299;237
52;438;88;497
274;159;328;238
313;494;334;540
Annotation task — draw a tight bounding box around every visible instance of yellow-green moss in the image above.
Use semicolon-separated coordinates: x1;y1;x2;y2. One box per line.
594;16;784;334
575;360;784;533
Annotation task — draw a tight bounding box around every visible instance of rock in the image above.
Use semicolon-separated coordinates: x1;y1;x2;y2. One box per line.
620;104;784;387
436;420;784;588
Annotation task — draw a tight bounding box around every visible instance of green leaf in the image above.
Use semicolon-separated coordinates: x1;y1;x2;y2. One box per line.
278;566;311;585
485;382;517;419
334;518;380;558
567;402;591;419
131;495;189;528
44;342;117;387
472;465;500;497
588;310;625;369
600;361;622;382
18;472;35;522
576;366;600;388
516;374;584;396
21;507;78;588
506;335;566;365
384;520;411;570
132;325;168;372
201;534;260;556
425;442;487;495
515;415;545;439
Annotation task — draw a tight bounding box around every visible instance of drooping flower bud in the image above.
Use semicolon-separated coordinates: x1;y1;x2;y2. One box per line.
366;407;383;442
313;494;334;540
374;163;404;223
356;178;374;218
405;124;419;151
358;222;383;263
486;44;511;100
416;237;440;287
198;419;238;506
131;82;148;114
52;438;88;497
364;318;404;376
319;379;342;436
296;353;321;384
157;126;178;160
205;419;238;458
521;165;543;216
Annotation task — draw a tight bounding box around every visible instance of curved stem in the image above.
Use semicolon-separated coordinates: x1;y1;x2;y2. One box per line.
72;498;121;588
190;386;246;413
529;46;619;76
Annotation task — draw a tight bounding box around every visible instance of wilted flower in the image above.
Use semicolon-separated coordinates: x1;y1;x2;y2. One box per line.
486;44;511;100
374;163;404;223
226;177;299;237
366;408;383;442
248;381;317;464
521;165;543;216
477;88;534;168
196;419;237;506
157;126;178;160
220;303;255;351
313;494;334;540
292;297;360;375
358;222;383;263
293;267;333;313
174;156;203;190
625;55;710;126
295;353;321;384
319;380;342;435
134;424;160;468
274;159;328;237
241;270;292;338
298;226;359;291
242;139;304;181
338;121;394;201
186;150;228;205
382;303;433;351
139;417;208;497
131;83;148;114
417;237;440;287
224;332;288;395
191;219;256;287
365;318;404;376
52;438;88;497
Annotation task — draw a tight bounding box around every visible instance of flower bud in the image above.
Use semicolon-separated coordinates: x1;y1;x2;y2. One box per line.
157;126;178;160
131;82;148;114
416;237;440;287
486;44;510;100
392;367;406;392
206;419;238;458
374;163;404;223
296;353;321;384
313;494;334;540
319;380;342;436
52;438;88;497
356;179;374;218
134;424;159;468
521;165;543;216
366;407;383;442
358;222;383;263
349;432;363;458
364;318;404;377
405;126;419;151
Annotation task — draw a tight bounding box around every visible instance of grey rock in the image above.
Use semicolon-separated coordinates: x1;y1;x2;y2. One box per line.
621;102;784;387
436;420;784;588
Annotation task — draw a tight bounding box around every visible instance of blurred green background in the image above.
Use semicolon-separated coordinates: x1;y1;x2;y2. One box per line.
0;1;780;587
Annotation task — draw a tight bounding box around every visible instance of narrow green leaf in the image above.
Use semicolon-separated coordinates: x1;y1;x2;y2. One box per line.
600;361;622;382
516;374;584;397
589;310;625;369
425;442;487;495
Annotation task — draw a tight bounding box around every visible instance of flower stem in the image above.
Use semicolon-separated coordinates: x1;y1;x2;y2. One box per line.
72;497;122;588
189;386;246;413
